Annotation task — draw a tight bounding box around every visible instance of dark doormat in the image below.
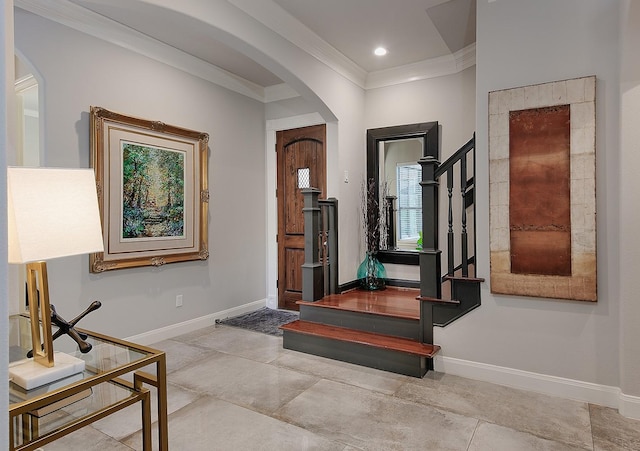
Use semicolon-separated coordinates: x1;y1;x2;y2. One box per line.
216;307;299;336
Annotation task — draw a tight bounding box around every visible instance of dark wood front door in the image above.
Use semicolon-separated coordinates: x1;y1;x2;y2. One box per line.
277;124;326;310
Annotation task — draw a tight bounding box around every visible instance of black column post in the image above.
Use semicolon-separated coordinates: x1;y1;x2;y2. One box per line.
418;156;441;349
385;195;397;250
302;188;324;301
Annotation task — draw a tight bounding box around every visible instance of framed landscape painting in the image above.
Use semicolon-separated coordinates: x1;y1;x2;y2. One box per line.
90;106;209;272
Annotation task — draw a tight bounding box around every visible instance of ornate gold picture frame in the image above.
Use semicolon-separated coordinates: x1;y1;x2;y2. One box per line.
90;106;209;272
489;76;597;301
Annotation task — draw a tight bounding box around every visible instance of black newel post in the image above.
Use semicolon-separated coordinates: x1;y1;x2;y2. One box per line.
385;195;397;250
419;155;441;346
302;188;324;301
320;198;339;295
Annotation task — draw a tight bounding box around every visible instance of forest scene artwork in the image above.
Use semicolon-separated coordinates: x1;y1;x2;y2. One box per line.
121;143;185;240
90;106;209;272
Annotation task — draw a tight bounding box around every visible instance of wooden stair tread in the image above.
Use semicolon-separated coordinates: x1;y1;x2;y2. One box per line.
444;274;485;283
281;320;440;358
297;287;420;320
417;295;460;305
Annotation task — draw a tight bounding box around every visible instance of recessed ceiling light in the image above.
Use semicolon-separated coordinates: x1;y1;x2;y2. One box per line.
374;47;387;56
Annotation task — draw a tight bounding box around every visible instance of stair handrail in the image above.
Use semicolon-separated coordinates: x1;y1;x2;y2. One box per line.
434;135;475;179
418;134;477;345
435;133;476;278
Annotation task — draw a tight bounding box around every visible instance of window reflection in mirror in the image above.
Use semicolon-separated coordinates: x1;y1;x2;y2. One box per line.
379;138;423;250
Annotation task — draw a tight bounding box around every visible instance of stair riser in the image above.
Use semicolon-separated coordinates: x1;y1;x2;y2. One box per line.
283;330;428;378
434;280;482;327
299;304;419;340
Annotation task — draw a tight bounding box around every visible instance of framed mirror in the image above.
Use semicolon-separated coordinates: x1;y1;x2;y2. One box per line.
366;122;439;265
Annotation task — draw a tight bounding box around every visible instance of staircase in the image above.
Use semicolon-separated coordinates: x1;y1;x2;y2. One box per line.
282;135;482;377
282;288;438;377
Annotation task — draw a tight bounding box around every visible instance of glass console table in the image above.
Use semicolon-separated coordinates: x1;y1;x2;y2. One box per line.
8;314;168;451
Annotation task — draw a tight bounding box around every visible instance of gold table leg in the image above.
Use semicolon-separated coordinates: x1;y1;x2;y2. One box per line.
140;388;152;451
134;352;168;451
157;354;168;451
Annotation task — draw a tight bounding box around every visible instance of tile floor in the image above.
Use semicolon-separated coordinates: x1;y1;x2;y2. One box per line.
40;324;640;450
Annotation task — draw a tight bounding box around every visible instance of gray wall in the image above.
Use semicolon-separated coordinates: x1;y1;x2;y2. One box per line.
13;9;267;338
0;2;10;448
470;0;620;385
366;65;476;160
619;0;640;401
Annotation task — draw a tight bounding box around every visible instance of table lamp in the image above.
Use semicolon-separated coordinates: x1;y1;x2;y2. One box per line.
7;167;104;390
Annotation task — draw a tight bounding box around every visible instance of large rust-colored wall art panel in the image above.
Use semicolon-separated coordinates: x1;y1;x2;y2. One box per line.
489;76;597;301
509;105;571;276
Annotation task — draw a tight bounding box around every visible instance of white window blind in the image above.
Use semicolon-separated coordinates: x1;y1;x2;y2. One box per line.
396;163;422;240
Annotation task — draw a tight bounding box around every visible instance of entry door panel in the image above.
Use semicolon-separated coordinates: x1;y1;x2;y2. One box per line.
277;124;326;310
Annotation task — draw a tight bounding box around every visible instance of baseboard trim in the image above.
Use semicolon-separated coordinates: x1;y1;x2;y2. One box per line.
619;392;640;420
266;295;277;309
339;280;359;293
339;278;420;292
125;298;267;345
386;278;420;289
435;355;640;419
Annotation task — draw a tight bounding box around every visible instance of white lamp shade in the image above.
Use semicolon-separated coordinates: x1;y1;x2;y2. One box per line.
8;167;104;263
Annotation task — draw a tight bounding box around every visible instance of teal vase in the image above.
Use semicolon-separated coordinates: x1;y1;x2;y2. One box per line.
357;252;387;290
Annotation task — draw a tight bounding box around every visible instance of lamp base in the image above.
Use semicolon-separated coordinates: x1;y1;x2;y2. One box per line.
9;352;85;390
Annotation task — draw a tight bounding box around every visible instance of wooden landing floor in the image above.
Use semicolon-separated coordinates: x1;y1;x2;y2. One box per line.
298;286;421;320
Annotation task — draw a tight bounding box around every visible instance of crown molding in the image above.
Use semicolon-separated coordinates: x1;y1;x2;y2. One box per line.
15;0;268;102
228;0;368;89
365;43;476;90
14;73;37;92
263;83;299;103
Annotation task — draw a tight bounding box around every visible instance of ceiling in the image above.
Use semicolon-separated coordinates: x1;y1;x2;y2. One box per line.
18;0;476;94
271;0;475;74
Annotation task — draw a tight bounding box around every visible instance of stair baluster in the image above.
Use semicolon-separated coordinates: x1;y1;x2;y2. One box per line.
447;167;455;276
460;154;469;277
